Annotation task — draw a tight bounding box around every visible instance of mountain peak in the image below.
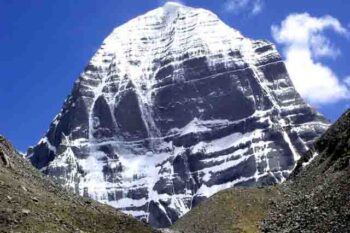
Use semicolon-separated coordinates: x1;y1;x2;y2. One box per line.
161;1;188;17
28;3;329;228
159;2;216;20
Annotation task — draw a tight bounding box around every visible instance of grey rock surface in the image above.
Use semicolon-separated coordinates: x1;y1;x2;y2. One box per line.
28;2;328;228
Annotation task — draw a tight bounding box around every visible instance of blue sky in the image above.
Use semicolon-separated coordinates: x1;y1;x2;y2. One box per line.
1;0;349;151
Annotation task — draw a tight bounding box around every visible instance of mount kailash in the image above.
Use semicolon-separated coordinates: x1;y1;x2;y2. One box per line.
28;2;329;228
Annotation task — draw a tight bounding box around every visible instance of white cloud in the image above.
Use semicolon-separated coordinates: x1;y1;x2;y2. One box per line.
252;0;263;15
224;0;263;15
345;76;350;86
272;13;350;105
159;0;185;6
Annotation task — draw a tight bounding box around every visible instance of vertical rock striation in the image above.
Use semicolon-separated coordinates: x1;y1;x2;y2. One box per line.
28;2;328;227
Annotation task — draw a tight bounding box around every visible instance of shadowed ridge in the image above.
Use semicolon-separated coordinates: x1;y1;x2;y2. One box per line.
262;108;350;232
291;108;350;178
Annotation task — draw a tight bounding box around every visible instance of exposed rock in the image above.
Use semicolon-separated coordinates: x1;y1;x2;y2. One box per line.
27;2;328;227
0;141;11;168
21;209;31;215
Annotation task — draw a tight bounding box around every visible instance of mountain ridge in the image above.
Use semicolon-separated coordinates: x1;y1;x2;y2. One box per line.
0;135;156;233
262;108;350;232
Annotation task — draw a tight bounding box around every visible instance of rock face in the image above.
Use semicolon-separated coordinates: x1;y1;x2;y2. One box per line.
28;2;328;228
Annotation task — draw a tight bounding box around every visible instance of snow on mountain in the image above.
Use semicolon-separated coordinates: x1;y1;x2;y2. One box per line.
27;2;329;228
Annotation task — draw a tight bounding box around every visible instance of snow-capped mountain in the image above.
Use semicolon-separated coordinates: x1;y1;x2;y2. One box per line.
28;2;329;228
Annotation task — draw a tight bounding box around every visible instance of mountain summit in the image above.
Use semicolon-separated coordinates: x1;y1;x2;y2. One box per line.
28;4;328;227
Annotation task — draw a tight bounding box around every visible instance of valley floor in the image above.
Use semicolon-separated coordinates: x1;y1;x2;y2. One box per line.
172;187;280;233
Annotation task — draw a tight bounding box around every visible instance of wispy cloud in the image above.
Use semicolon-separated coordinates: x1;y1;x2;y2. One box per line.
158;0;185;7
345;76;350;87
272;13;350;105
223;0;264;15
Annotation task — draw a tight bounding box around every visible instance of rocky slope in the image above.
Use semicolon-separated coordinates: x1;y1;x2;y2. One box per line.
0;135;155;233
171;108;350;233
28;2;328;227
262;108;350;232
